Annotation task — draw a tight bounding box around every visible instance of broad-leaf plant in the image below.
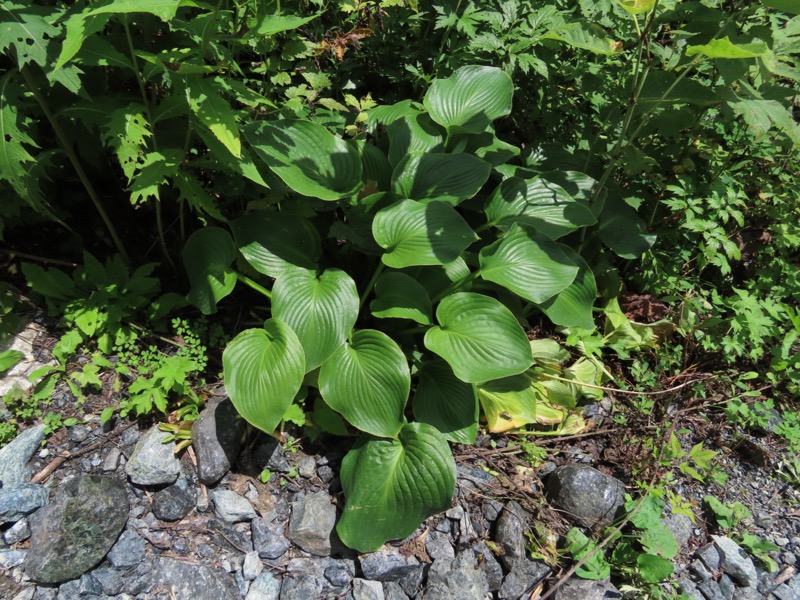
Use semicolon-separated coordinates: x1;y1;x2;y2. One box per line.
183;65;651;552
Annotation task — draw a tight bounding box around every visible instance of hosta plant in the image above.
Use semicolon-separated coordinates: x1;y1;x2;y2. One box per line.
184;65;654;552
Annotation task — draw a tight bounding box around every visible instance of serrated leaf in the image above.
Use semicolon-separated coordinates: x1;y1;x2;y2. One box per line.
319;329;410;438
477;375;540;432
129;149;183;203
539;256;597;330
245;120;362;200
0;3;60;68
391;152;491;205
479;223;580;304
424;292;532;383
373;200;478;268
423;65;513;134
22;262;78;301
544;21;624;54
182;227;237;315
484;176;597;239
687;36;769;59
223;322;306;434
337;422;456;552
231;210;321;278
370;271;433;325
413;359;478;443
187;76;241;159
250;12;321;36
75;35;133;69
272;268;359;371
104;103;151;182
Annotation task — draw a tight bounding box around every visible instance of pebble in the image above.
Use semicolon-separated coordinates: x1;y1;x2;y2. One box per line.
213;489;257;522
124;426;181;486
252;517;291;560
3;518;31;544
242;550;263;581
107;529;146;569
287;491;336;556
713;535;759;588
495;501;528;570
352;578;385;600
192;398;248;485
152;483;195;521
360;548;420;581
0;484;49;524
67;425;91;444
544;464;626;529
246;571;282;600
0;425;46;487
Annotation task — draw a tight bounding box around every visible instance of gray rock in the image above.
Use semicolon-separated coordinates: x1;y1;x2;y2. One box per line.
67;425;91;444
473;541;504;592
279;572;323;600
12;589;35;600
360;547;420;582
56;578;82;600
718;575;735;600
423;551;488;600
243;551;264;581
495;501;528;570
713;535;759;588
0;424;45;488
92;567;123;595
324;561;354;588
425;530;455;561
0;484;48;523
483;499;502;522
152;484;194;521
0;548;27;568
78;572;103;596
296;455;317;479
213;489;257;522
456;464;496;493
192;398;248;485
544;465;625;529
246;572;282;600
24;475;128;583
351;579;385;600
397;564;425;597
552;577;622;600
252;517;290;560
3;517;30;544
698;580;726;600
690;559;714;582
287;491;335;556
772;583;798;600
697;543;721;571
101;448;121;472
146;556;239;599
663;512;693;549
107;529;146;569
254;440;290;474
383;582;408;600
499;558;550;600
124;427;180;486
731;586;760;600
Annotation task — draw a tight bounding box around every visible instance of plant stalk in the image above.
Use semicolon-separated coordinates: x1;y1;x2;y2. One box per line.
237;273;272;299
359;261;386;309
20;67;130;263
431;270;480;304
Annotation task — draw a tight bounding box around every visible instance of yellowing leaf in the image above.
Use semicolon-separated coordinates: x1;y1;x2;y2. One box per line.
686;36;769;59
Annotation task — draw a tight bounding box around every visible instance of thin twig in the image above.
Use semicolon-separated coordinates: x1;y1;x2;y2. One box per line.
0;249;79;268
541;373;712;396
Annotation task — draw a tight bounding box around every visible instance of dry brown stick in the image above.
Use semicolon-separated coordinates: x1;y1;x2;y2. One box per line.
542;373;712;396
30;421;137;484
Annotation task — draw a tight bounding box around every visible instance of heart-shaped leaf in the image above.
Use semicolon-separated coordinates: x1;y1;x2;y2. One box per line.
477;375;540;432
351;140;392;192
484;176;596;239
373;199;478;268
272;268;359;371
598;196;656;259
424;292;532;383
539;256;597;330
387;112;445;167
479;223;579;304
391;152;491;205
222;321;306;434
319;330;410;438
337;422;456;552
245;120;362;200
413;359;478;443
231;210;321;278
370;272;433;325
182;227;237;315
424;65;513;134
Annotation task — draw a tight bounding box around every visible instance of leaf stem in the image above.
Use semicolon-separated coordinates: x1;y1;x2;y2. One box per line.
431;270;480;304
359;261;386;309
237;273;272;299
19;67;130;263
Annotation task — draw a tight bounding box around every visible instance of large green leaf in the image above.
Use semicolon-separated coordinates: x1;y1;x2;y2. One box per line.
387;112;444;167
272;268;359;371
423;66;513;134
352;140;392;191
391;152;491;205
484;177;596;239
222;322;306;434
543;22;623;55
186;76;241;159
370;272;433;325
477;375;540;432
373;199;478;268
245;120;362;200
231;211;321;278
598;197;656;259
479;223;579;304
319;330;410;438
413;359;478;444
337;422;456;552
539;256;598;330
687;36;769;59
249;12;320;36
1;3;60;69
182;228;237;315
424;293;532;383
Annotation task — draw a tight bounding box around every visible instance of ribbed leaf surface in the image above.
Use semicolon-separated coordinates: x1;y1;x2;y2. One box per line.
540;256;598;330
319;330;410;438
222;321;305;434
391;152;491;205
272;268;359;371
182;227;237;315
337;422;456;552
370;272;433;325
373;199;477;268
413;359;478;443
479;223;579;304
424;293;531;383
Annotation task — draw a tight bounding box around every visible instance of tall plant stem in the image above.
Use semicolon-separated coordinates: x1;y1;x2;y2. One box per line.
359;261;386;309
237;273;272;299
20;67;130;263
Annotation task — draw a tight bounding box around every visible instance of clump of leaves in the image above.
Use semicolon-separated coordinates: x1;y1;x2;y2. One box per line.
704;496;780;572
